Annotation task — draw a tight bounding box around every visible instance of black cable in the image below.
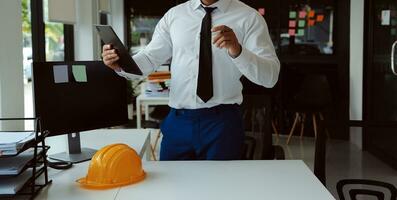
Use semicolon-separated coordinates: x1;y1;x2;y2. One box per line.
47;160;73;170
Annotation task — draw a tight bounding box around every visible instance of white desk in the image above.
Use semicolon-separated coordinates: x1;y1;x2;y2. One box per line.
36;129;151;200
136;93;169;128
37;160;335;200
117;160;335;200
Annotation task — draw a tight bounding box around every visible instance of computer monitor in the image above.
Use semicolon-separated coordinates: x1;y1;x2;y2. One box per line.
33;61;128;163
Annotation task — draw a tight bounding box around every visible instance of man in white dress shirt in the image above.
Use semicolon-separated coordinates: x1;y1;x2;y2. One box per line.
102;0;280;160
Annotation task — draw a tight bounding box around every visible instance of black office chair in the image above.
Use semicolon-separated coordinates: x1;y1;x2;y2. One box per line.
283;73;332;144
240;77;285;160
241;136;256;160
337;179;397;200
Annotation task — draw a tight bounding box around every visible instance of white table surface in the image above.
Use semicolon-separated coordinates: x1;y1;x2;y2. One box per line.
34;129;334;200
36;160;335;200
36;162;117;200
116;160;335;200
35;129;151;200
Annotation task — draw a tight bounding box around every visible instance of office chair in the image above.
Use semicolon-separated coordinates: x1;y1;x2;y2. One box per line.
241;132;285;160
337;179;397;200
241;136;256;160
283;73;332;144
240;77;285;160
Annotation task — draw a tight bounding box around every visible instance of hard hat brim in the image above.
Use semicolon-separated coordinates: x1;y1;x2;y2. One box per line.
76;171;146;190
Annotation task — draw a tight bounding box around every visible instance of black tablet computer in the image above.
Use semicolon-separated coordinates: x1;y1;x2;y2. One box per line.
95;25;143;75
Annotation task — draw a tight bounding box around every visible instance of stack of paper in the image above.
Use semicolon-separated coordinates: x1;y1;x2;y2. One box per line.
145;71;171;97
0;169;32;194
0;149;40;175
0;132;35;156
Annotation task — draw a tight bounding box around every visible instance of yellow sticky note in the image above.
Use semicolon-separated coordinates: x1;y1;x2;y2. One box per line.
72;65;87;82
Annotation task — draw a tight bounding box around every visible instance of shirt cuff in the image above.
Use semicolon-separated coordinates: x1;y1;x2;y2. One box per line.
115;69;142;80
132;53;154;76
231;46;252;70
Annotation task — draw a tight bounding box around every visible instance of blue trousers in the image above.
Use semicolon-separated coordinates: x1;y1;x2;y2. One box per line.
159;104;244;160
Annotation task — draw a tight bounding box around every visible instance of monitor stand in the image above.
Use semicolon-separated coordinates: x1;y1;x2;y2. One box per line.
49;132;97;163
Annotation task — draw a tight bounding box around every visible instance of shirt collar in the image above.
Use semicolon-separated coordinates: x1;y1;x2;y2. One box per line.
190;0;231;13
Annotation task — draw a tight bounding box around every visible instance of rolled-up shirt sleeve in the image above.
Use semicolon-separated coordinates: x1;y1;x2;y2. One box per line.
231;12;280;88
115;70;142;80
117;11;173;80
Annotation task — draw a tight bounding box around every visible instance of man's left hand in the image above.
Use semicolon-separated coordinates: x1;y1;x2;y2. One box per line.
212;25;242;58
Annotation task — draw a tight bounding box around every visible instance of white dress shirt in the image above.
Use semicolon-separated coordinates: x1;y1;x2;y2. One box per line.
117;0;280;109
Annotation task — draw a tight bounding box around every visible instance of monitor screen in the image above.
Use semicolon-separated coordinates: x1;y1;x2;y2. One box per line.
33;61;128;136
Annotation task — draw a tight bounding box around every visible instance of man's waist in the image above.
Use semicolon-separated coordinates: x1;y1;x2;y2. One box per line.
170;104;240;117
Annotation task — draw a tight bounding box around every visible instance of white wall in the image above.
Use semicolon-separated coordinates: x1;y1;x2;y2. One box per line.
350;0;364;121
110;0;126;44
74;0;100;60
349;0;364;149
0;0;25;131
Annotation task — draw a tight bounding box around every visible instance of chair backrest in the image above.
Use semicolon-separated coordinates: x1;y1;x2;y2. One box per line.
241;136;256;160
285;73;332;108
337;179;397;200
279;63;337;110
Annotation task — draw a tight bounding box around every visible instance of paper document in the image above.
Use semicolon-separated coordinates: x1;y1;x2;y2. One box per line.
72;65;88;82
0;149;41;175
53;65;69;83
0;132;35;145
0;169;32;194
382;10;391;26
0;132;35;156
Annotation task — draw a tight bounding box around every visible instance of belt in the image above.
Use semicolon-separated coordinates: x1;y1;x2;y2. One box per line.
171;104;239;117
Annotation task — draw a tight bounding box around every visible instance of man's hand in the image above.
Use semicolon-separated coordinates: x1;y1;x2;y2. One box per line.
102;44;121;71
212;25;242;58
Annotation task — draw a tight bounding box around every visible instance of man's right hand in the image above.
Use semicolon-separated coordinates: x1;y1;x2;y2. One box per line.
102;44;121;71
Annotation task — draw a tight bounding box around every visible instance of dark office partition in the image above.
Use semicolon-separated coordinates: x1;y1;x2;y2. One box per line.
363;0;397;170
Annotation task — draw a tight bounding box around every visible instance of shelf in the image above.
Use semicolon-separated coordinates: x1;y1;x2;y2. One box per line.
0;131;49;158
0;166;52;197
0;118;51;199
0;147;48;177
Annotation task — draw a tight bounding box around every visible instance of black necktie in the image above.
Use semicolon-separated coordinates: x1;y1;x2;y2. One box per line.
197;6;217;103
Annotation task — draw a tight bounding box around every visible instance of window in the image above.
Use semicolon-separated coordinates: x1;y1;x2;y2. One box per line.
22;0;33;83
128;16;161;55
43;0;64;61
22;0;34;129
125;0;175;55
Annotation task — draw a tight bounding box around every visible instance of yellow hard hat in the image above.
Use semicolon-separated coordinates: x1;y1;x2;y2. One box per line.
77;143;146;189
